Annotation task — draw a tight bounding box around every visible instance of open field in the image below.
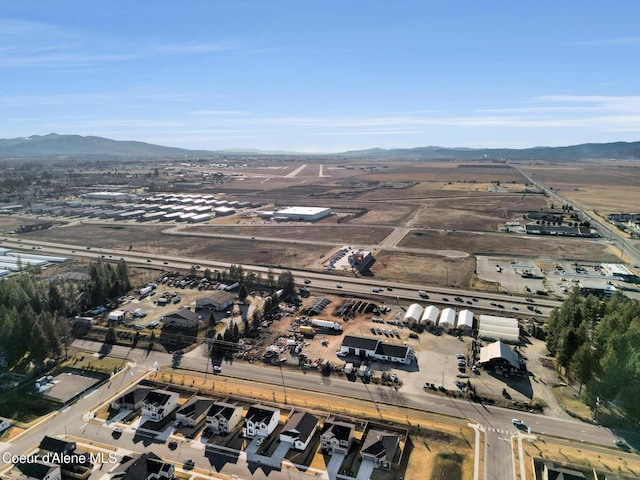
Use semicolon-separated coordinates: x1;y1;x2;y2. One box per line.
23;223;328;269
371;251;476;286
399;229;620;261
183;224;394;245
522;162;640;211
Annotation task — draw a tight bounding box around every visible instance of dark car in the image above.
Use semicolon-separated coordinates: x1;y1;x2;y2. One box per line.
183;459;195;469
168;440;178;450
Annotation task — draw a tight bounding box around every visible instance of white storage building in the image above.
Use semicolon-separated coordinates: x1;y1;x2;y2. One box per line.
456;310;474;334
478;315;520;343
420;305;439;326
273;206;331;222
438;308;456;331
404;304;424;326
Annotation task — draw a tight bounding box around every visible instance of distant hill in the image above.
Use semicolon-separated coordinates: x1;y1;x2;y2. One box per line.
340;142;640;161
0;133;638;161
0;133;214;159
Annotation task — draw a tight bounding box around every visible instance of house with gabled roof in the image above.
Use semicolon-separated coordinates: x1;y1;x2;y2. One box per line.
175;396;215;428
15;461;61;480
320;416;356;455
360;429;400;470
244;404;280;437
109;452;174;480
206;401;243;435
279;411;318;451
140;389;179;422
38;436;76;456
110;387;154;411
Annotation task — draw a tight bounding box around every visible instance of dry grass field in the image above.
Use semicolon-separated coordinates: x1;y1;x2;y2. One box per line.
184;224;394;245
399;229;620;261
372;251;476;287
521;162;640;211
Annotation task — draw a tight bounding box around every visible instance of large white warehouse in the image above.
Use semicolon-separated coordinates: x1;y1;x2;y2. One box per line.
456;310;474;334
273;207;331;222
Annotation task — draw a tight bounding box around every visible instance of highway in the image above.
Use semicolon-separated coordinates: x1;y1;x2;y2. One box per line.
513;165;640;268
0;237;560;317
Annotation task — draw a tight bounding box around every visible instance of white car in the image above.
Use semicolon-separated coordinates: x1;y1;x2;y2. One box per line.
512;419;525;426
213;366;222;373
113;427;123;435
336;283;343;288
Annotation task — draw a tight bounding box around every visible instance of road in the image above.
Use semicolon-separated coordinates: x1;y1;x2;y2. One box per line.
512;165;640;268
0;338;625;480
0;237;559;317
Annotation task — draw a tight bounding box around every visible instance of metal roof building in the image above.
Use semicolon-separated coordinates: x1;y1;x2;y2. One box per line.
438;308;456;330
404;304;424;325
456;309;474;332
478;315;519;343
420;305;439;326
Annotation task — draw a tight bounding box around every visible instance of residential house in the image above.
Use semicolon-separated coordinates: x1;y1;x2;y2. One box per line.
175;396;215;428
206;401;243;435
37;436;76;456
244;405;280;437
140;390;179;422
110;452;174;480
15;462;61;480
320;417;355;455
110;387;154;411
279;412;318;451
360;429;400;470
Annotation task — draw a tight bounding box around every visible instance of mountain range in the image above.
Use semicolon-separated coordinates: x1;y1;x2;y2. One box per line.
1;133;639;161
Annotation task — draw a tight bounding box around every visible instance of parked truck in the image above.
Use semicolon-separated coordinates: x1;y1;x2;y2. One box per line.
299;286;310;297
311;319;343;332
139;286;153;299
298;325;316;336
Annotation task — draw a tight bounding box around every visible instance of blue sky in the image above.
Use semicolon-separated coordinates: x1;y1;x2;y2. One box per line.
1;0;639;152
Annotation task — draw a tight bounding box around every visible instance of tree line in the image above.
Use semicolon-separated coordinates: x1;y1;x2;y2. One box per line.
546;288;640;419
0;259;131;371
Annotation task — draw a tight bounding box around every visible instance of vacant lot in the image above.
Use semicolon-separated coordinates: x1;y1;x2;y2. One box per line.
522;162;640;211
372;251;476;287
185;224;394;245
399;230;620;261
25;223;328;269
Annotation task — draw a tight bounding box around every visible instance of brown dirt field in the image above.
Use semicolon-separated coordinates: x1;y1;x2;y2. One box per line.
521;437;640;479
25;223;327;268
522;163;640;211
184;224;394;245
353;163;525;183
371;251;476;287
399;230;620;261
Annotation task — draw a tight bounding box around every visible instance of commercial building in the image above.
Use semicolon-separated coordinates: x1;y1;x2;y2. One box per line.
404;304;424;326
420;306;439;327
195;291;234;311
338;336;415;365
479;340;523;371
347;249;376;272
161;308;200;329
272;206;332;222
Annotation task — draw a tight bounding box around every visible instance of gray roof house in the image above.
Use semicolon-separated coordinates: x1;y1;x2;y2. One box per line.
206;401;243;435
320;417;356;455
279;411;318;451
360;429;400;470
244;405;280;438
175;396;215;428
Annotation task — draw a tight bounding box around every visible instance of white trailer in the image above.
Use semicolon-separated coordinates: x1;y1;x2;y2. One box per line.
311;319;343;331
